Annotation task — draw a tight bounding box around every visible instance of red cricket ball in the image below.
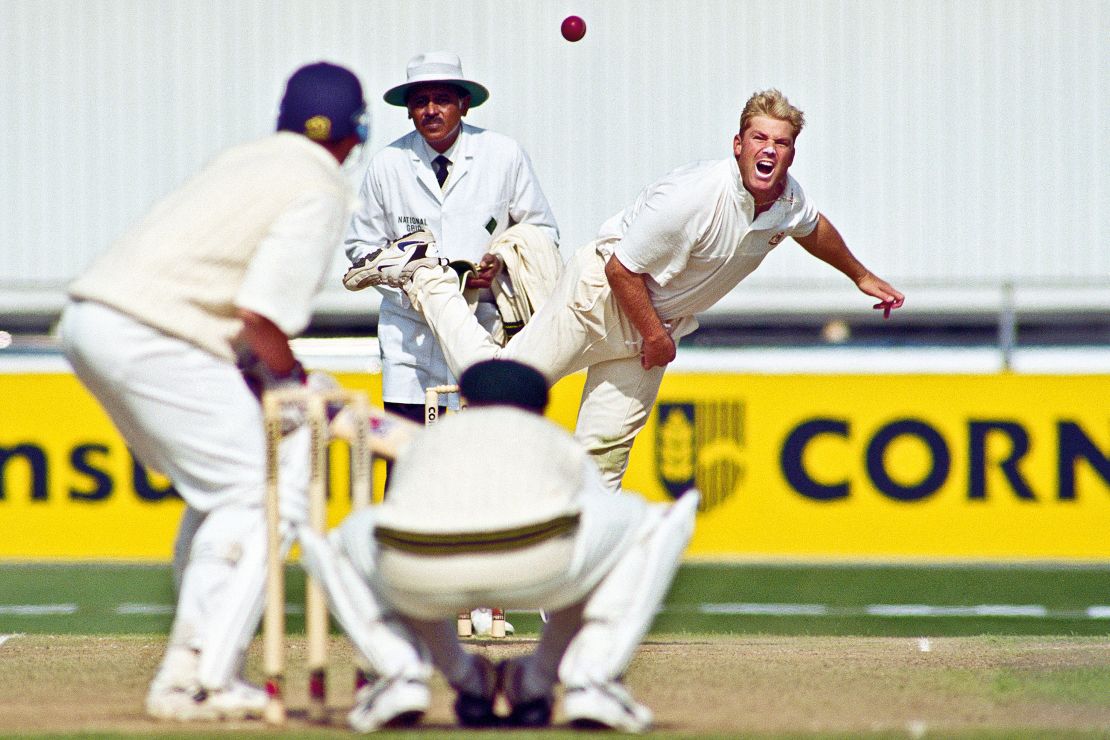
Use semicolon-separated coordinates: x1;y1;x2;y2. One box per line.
561;15;587;42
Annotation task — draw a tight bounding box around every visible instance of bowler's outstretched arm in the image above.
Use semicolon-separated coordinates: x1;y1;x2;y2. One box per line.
794;214;905;313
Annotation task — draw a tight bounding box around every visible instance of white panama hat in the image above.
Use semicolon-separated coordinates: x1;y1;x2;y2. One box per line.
383;50;489;107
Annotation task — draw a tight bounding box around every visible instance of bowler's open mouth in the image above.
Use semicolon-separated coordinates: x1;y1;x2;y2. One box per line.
756;160;774;176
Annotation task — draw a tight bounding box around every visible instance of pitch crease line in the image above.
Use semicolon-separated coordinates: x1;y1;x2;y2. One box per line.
700;603;828;616
694;603;1110;619
0;604;78;615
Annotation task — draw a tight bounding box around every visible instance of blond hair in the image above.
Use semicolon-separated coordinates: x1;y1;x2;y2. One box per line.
739;89;805;140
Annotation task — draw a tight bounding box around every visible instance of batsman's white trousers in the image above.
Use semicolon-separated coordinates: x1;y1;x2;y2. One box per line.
59;300;310;519
60;300;310;689
409;242;697;490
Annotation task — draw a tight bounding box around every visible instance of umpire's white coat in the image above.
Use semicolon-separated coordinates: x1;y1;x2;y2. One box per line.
344;124;559;405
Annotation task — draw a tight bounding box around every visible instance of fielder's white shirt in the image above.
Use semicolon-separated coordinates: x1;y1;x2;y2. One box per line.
69;133;352;360
599;157;819;320
344;123;559;404
378;406;590;534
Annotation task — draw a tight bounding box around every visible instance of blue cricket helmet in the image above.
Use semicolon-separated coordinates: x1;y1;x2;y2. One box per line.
277;61;368;143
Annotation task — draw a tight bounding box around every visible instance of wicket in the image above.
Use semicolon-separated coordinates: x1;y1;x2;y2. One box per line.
423;385;508;640
262;386;374;725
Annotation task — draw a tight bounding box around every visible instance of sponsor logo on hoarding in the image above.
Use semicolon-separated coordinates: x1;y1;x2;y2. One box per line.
779;417;1110;502
655;401;745;511
0;443;177;502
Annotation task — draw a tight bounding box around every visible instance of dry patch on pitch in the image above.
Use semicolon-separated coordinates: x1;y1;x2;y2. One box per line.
2;634;1110;735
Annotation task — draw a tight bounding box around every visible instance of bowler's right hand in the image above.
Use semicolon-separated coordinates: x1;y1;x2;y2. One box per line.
640;333;676;370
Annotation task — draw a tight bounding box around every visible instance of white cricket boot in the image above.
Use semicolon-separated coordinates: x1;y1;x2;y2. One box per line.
146;688;217;721
347;674;430;732
470;607;515;636
470;607;492;635
146;646;268;721
563;680;654;733
145;647;215;721
343;229;444;290
147;680;267;721
203;679;268;719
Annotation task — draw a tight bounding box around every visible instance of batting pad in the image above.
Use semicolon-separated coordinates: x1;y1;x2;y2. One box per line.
298;526;430;680
558;491;700;687
170;507;206;596
195;509;283;691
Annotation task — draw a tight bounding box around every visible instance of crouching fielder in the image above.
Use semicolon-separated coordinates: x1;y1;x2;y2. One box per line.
298;359;697;732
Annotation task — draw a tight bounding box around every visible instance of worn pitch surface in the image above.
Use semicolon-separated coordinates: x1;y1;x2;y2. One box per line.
3;634;1110;737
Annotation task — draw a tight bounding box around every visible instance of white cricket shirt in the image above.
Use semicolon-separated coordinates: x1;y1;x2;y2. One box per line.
601;157;819;320
379;406;588;534
69;133;352;360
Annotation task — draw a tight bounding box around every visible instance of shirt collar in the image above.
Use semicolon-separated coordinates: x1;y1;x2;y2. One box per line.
418;127;464;165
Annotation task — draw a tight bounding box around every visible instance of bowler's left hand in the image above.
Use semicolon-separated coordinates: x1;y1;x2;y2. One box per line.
856;274;905;319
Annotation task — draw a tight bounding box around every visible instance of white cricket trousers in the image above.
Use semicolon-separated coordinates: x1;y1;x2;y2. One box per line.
60;300;310;688
304;486;699;695
409;241;697;490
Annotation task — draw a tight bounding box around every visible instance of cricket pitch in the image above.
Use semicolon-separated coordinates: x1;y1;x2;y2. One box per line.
3;634;1110;737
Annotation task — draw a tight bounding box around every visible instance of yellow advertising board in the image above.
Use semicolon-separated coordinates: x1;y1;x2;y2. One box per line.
1;371;1108;561
628;373;1110;561
0;371;381;561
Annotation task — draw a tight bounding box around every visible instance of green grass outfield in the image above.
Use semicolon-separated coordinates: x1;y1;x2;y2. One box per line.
2;560;1110;638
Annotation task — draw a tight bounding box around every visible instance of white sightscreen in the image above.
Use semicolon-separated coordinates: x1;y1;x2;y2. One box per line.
1;0;1106;321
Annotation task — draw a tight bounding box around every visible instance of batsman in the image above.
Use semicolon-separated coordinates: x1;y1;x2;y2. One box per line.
60;62;368;720
298;359;698;732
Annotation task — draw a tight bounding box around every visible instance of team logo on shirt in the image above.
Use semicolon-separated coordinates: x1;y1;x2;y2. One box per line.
654;401;745;512
769;231;787;246
398;215;427;228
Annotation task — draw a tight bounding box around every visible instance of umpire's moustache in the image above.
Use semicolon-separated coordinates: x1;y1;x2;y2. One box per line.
459;360;549;413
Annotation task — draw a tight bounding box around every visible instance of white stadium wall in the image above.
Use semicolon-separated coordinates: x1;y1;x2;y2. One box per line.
0;0;1106;326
